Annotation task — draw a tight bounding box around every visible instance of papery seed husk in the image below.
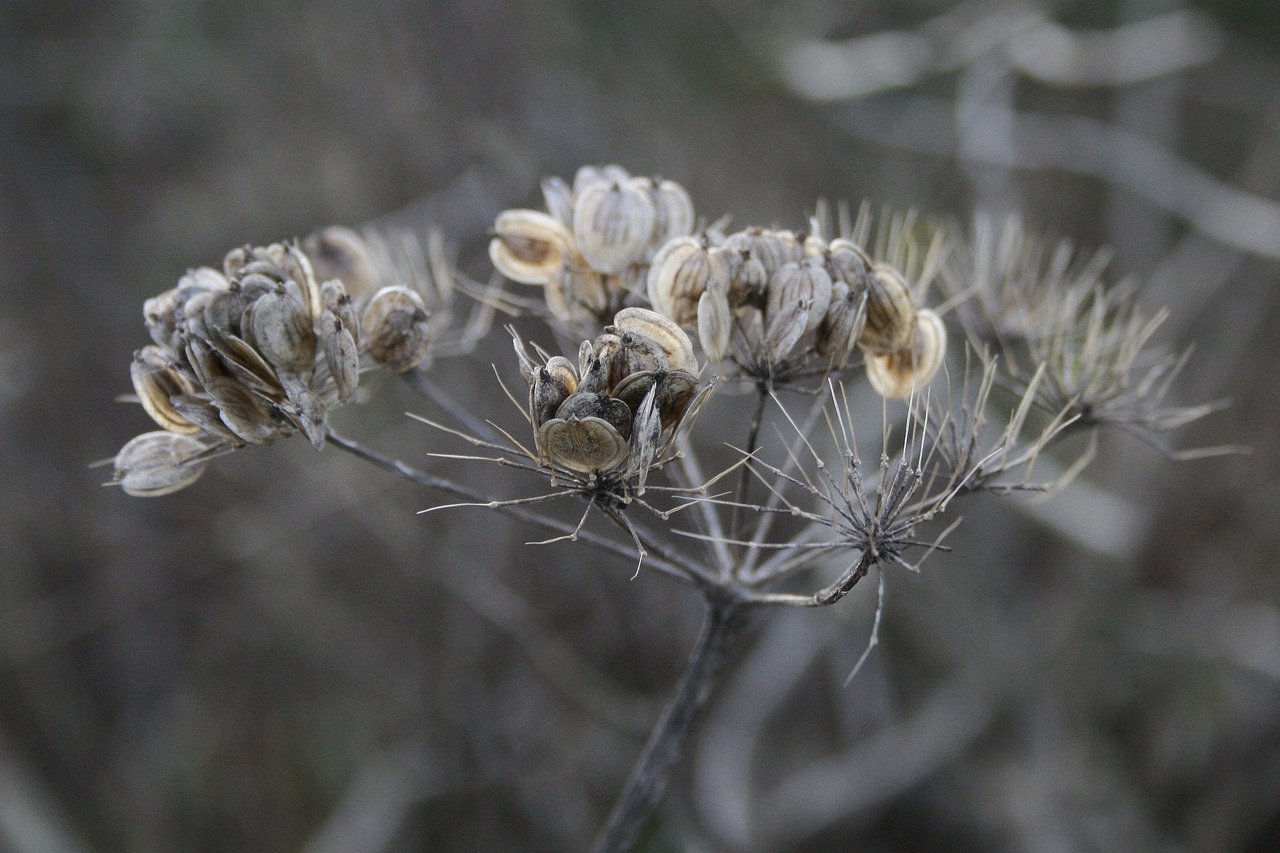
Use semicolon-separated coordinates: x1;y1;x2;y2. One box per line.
612;369;659;417
490;209;574;285
697;288;732;362
555;392;633;439
654;369;699;430
279;243;324;321
646;236;728;326
320;279;362;347
144;289;182;347
305;226;380;300
648;179;695;253
541;176;574;227
576;356;609;395
860;262;918;355
132;346;201;435
250;288;316;373
177;266;230;300
114;431;212;497
169;394;244;444
545;356;578;394
537;416;630;474
573;164;631;197
827;238;872;290
205;378;278;445
766;258;833;334
530;368;574;429
205;332;284;397
572;178;656;274
612;307;697;374
360;286;431;373
278;371;327;449
610;331;667;388
577;340;595;379
764;300;810;364
865;309;946;400
319;310;359;403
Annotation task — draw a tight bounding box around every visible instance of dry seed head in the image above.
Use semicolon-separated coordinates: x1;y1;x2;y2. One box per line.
537;416;631;474
697;287;733;362
489;209;575;285
572;178;656;274
612;307;697;374
859;262;918;354
865;308;947;400
360;285;431;373
766;257;834;334
646;235;729;325
113;431;212;497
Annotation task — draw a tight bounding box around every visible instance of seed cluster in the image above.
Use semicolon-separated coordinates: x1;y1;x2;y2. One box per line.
646;224;945;396
517;308;703;486
114;234;433;496
489;165;695;325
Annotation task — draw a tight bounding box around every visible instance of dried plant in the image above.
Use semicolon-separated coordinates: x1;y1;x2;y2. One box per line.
106;164;1222;851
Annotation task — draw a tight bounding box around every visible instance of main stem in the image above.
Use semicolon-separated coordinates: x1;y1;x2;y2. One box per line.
592;588;748;852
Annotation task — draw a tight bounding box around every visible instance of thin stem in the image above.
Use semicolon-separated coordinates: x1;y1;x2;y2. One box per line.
324;431;696;586
728;383;770;557
743;552;876;608
592;588;749;853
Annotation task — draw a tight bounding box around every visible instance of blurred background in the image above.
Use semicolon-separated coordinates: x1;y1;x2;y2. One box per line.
2;0;1279;849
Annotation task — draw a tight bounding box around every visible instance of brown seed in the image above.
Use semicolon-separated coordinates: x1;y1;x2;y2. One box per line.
131;346;201;435
865;309;946;399
860;262;918;355
360;286;431;373
537;416;630;474
555;392;633;440
204;377;278;445
489;209;575;285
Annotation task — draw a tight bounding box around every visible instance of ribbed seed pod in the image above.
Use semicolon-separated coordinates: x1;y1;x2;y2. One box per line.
612;308;697;374
131;346;200;435
489;209;575;285
360;286;431;373
555;392;633;440
305;226;380;300
249;287;316;373
321;280;361;347
113;431;211;497
573;178;656;274
860;262;918;355
646;236;728;325
573;164;631;197
537;417;630;474
827;238;872;291
143;289;181;347
204;377;278;445
541;176;574;226
723;228;801;279
766;258;834;334
318;310;359;403
865;309;947;400
610;331;667;388
648;178;695;251
697;288;733;362
530;363;576;429
764;299;810;364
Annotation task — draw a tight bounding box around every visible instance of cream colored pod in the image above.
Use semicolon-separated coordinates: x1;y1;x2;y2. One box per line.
572;178;656;274
489;209;575;284
859;262;917;355
865;309;946;400
113;431;211;497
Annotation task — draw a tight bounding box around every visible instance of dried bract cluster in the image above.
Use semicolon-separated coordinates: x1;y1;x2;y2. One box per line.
114;234;435;496
647;220;946;397
490;165;695;325
516;308;704;493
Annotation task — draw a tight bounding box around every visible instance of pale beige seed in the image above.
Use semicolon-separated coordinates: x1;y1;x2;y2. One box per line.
697;288;732;362
814;280;866;365
612;307;697;374
204;377;278;445
319;310;359;403
489;209;575;285
541;176;574;226
113;431;211;497
249;288;317;373
320;280;361;347
865;309;947;400
573;164;631;197
764;299;811;364
131;346;200;435
648;179;695;251
827;238;872;290
537;416;630;474
360;286;431;373
143;289;182;347
646;236;729;326
859;262;918;355
609;331;667;388
573;178;656;274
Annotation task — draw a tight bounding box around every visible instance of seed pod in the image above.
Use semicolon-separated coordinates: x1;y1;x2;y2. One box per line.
573;178;656;274
724;228;802;278
654;369;699;430
169;394;245;444
815;280;866;365
278;243;324;322
204;377;278;445
865;309;947;400
360;286;431;373
545;356;578;394
648;178;695;251
646;236;729;325
205;332;283;397
612;307;697;374
860;262;918;355
530;365;575;429
305;226;379;300
318;310;359;403
249;287;316;373
555;392;633;439
577;354;610;395
320;280;361;347
537;416;630;474
610;331;667;387
541;176;575;226
573;164;631;197
176;266;230;301
827;238;872;291
143;289;182;347
489;209;575;285
611;369;659;418
803;232;828;258
728;253;769;308
766;258;833;334
113;431;212;497
278;372;327;449
764;299;810;364
697;288;732;362
131;346;201;435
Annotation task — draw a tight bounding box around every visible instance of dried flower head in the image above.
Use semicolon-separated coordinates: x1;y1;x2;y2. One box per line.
487;165;696;326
